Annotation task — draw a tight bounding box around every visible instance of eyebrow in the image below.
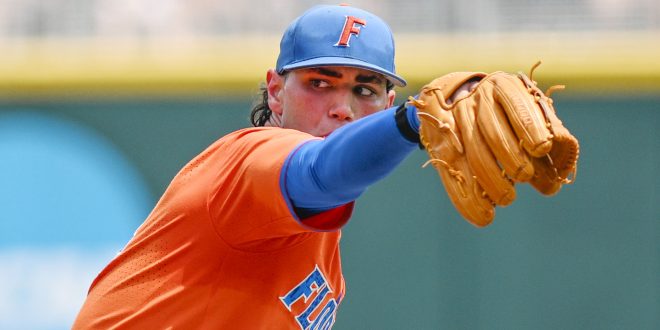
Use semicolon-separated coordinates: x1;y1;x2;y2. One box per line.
355;74;384;85
314;67;342;78
313;67;385;85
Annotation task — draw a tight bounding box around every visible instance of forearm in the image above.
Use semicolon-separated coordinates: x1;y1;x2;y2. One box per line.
284;104;420;211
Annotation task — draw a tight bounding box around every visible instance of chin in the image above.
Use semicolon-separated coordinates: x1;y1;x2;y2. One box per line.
307;129;329;138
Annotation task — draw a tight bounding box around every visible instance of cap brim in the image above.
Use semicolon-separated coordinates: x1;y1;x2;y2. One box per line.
281;57;407;87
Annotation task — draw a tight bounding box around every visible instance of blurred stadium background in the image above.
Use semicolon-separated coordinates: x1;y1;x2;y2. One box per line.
0;1;658;329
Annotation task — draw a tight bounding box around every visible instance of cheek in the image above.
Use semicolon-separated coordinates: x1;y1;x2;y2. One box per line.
283;89;326;127
355;97;390;118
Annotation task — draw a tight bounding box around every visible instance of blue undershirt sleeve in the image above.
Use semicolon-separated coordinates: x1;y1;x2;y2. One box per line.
284;105;419;217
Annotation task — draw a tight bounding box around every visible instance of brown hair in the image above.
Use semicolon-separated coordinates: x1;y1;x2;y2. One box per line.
250;85;271;127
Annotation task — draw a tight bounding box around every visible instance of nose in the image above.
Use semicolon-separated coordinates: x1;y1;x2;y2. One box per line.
328;100;354;122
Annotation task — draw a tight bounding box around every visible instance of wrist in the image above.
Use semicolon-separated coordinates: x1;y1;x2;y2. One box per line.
394;101;421;144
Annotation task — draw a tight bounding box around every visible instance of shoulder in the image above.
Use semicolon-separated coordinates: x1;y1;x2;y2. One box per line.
229;127;314;139
220;127;319;151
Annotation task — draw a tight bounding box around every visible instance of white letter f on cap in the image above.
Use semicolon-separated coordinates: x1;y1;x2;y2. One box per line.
335;16;366;47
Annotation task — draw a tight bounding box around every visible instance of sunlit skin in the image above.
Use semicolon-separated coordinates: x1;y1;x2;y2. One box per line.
266;66;396;137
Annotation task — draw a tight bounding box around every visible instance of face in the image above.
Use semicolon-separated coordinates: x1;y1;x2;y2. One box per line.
266;66;396;137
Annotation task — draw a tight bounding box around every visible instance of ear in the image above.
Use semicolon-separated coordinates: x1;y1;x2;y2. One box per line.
386;89;396;108
266;69;285;115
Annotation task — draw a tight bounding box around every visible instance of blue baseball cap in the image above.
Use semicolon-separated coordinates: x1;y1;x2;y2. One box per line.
276;4;407;87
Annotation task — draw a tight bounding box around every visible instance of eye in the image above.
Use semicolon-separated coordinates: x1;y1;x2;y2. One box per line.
355;86;376;97
311;79;330;88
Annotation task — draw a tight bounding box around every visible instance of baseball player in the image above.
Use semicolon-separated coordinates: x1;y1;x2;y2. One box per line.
73;4;577;329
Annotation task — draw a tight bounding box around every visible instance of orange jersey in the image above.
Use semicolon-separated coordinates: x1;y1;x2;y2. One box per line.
73;127;354;329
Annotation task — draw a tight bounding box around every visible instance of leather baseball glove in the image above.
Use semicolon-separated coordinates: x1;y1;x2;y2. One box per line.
409;62;579;227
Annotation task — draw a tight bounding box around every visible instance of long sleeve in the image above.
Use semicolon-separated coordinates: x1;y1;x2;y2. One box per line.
283;105;419;216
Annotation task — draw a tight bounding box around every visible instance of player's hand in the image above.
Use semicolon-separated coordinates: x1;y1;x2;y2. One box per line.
447;80;480;105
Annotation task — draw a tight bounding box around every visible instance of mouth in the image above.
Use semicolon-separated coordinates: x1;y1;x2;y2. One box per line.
319;127;340;138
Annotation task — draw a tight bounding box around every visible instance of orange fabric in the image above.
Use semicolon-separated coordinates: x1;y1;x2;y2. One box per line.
73;127;353;329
